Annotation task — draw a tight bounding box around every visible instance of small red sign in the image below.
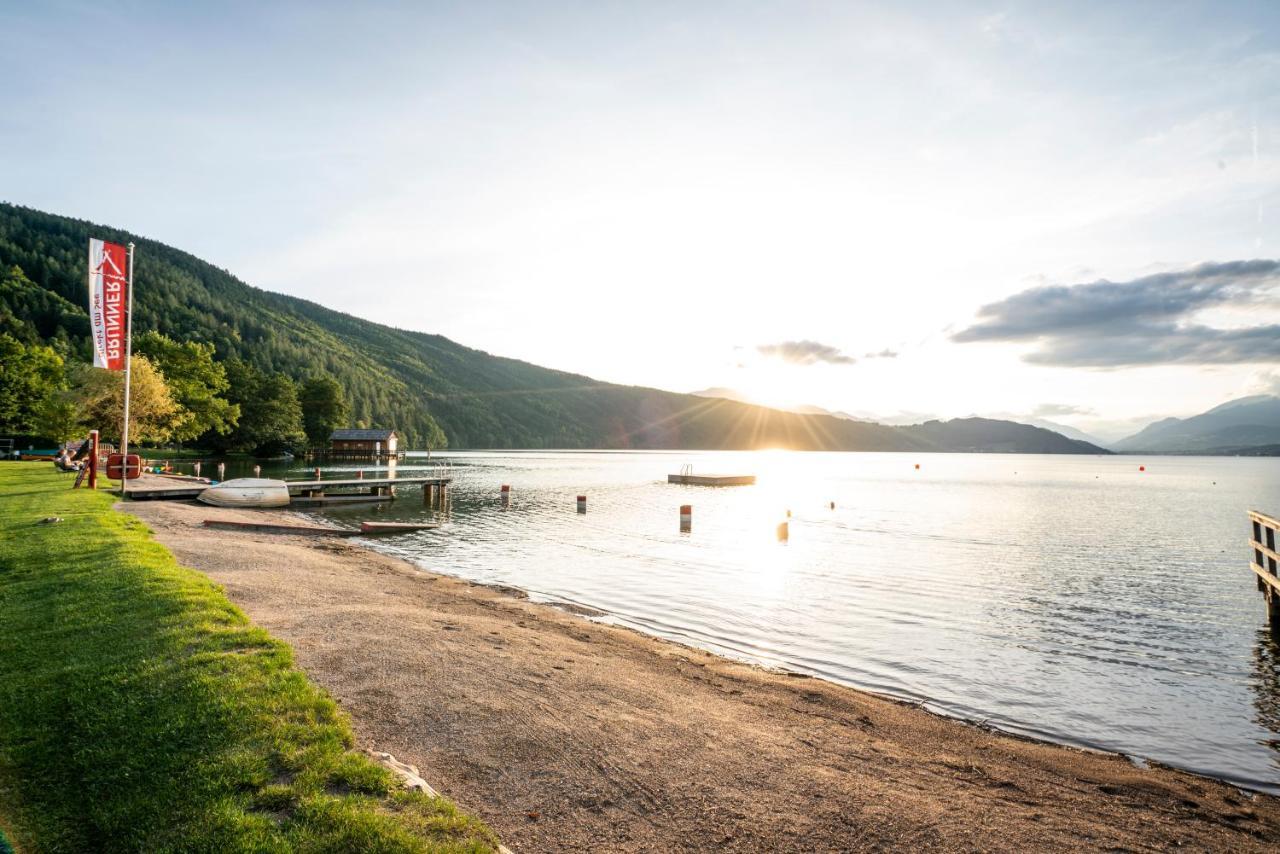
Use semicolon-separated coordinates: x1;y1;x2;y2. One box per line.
106;453;142;480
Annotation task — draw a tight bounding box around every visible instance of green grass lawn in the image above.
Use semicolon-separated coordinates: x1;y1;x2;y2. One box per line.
0;463;498;853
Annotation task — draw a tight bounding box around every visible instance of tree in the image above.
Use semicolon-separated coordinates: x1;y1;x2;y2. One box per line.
73;355;185;445
32;392;83;443
0;332;65;433
212;359;306;456
299;376;349;447
134;331;239;442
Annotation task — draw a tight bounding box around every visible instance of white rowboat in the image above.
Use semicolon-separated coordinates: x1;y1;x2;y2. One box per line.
198;478;291;508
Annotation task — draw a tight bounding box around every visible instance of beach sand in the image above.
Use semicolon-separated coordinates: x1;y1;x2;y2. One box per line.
125;499;1280;852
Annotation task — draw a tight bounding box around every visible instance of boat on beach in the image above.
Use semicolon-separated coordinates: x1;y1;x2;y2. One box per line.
198;478;291;508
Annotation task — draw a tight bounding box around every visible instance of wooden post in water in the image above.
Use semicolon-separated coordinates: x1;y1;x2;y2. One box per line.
501;484;510;508
253;464;261;478
1250;511;1280;625
680;504;691;533
194;461;201;478
217;462;225;481
577;495;587;514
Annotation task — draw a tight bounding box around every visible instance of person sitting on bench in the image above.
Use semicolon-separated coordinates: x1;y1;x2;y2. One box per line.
53;449;83;472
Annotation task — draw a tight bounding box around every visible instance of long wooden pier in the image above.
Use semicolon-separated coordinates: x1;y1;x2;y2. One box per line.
121;474;451;504
1251;510;1280;622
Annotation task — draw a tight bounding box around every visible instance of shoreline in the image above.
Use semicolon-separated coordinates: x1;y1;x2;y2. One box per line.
344;518;1278;798
126;498;1280;851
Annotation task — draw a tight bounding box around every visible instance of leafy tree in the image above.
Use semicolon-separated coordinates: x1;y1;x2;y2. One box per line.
213;359;306;456
299;376;350;447
0;333;65;432
134;331;239;442
73;355;185;445
32;392;84;443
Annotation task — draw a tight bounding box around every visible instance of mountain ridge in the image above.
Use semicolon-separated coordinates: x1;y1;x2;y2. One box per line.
2;203;1106;454
1113;395;1280;454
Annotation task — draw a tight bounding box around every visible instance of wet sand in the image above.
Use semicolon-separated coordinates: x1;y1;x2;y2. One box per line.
125;499;1280;852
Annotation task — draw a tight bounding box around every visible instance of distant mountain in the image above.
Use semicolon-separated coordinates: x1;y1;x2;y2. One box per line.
1017;418;1112;449
1113;395;1280;454
689;391;1106;454
902;418;1109;455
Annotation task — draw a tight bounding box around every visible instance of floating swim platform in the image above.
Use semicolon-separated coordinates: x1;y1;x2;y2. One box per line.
667;473;756;486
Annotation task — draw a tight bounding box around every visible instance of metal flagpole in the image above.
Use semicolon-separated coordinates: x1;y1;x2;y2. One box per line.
121;242;135;497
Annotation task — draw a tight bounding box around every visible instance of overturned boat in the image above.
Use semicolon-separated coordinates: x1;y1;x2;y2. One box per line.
198;478;291;508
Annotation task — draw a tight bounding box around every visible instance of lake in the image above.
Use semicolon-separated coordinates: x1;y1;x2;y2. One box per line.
237;450;1280;790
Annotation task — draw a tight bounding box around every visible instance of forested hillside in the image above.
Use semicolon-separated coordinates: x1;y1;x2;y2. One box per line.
0;203;1105;453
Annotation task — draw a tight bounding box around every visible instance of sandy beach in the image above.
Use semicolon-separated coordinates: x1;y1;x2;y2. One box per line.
126;499;1280;852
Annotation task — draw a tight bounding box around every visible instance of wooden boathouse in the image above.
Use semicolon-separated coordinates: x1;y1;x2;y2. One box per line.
309;428;404;462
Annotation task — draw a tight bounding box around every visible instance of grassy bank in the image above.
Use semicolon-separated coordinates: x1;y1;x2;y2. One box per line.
0;463;497;853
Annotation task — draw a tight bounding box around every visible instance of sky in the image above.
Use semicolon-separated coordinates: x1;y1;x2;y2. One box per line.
2;0;1279;441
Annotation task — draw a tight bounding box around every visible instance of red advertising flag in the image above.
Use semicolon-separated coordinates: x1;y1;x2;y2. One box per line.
87;238;129;371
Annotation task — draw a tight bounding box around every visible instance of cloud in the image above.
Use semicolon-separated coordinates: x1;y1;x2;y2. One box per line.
756;340;856;365
1246;370;1280;396
1032;403;1095;417
952;260;1280;367
864;348;898;359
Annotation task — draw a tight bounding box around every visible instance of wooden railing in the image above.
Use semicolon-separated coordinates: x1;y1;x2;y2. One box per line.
1250;510;1280;622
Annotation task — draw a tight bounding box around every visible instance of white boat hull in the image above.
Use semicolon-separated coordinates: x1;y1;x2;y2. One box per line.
198;478;291;508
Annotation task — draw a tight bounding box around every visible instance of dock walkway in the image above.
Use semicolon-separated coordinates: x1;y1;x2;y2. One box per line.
119;473;451;503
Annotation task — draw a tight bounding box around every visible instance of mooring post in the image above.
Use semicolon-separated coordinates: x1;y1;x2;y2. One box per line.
217;462;225;481
680;504;691;533
501;484;510;508
577;494;587;514
253;464;261;478
194;461;201;478
88;430;99;489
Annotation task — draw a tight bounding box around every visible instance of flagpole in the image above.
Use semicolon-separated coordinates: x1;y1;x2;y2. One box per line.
121;242;135;497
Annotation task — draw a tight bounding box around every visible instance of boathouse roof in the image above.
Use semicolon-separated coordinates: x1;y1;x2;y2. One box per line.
329;428;397;441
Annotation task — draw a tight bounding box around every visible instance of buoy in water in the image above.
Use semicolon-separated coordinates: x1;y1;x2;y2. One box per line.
914;463;920;470
777;521;789;542
1139;465;1145;472
680;504;692;533
577;494;586;514
501;484;511;507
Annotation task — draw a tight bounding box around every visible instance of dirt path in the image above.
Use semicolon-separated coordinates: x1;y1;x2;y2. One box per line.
126;499;1280;852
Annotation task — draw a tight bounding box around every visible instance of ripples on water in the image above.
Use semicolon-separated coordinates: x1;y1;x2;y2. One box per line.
277;450;1280;790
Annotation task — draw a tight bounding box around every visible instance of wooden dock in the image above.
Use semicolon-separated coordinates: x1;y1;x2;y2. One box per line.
1250;510;1280;622
202;519;363;537
120;474;451;504
359;521;438;534
667;473;756;486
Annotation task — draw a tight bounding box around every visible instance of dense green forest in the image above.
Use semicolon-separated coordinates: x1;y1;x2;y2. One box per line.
0;203;1106;454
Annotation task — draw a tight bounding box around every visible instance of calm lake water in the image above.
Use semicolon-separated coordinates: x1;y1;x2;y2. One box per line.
234;450;1280;790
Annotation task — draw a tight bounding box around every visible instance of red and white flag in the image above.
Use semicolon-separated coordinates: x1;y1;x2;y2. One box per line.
87;238;129;371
